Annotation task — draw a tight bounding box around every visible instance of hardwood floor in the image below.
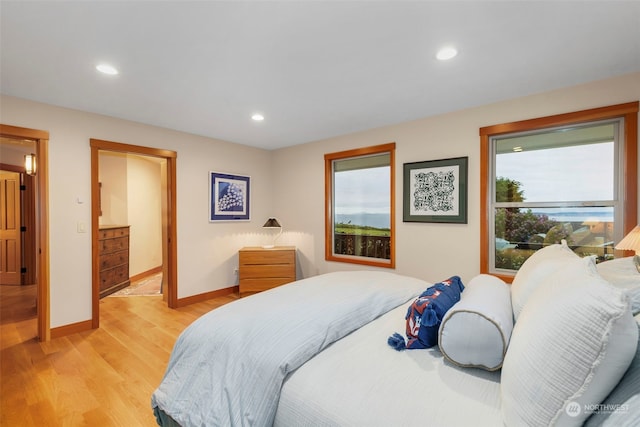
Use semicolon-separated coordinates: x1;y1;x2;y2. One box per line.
0;290;239;426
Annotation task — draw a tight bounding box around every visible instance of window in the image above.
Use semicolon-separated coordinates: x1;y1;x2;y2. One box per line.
325;143;395;268
480;102;638;281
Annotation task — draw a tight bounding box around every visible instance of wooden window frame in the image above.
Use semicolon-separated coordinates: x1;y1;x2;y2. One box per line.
324;143;396;269
480;102;638;283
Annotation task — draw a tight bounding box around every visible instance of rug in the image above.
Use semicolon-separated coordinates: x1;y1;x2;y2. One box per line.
110;272;162;297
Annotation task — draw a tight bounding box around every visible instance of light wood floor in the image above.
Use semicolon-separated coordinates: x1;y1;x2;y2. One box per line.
1;288;239;426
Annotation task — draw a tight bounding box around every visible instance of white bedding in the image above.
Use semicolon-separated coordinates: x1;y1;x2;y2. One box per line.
274;304;502;427
151;271;429;427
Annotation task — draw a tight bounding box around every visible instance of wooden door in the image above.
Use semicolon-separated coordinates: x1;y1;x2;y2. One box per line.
0;170;22;285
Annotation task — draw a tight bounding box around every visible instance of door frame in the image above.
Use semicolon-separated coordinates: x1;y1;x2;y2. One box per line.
90;139;178;328
0;124;50;341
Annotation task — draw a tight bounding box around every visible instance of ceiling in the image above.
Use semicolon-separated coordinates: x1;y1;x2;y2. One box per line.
1;1;639;150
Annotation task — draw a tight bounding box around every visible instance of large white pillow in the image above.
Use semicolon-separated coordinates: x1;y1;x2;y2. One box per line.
511;240;579;320
597;256;640;315
438;274;512;371
502;256;638;427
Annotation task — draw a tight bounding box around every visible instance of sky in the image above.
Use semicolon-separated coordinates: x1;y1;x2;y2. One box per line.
496;142;614;203
333;141;614;217
334;166;389;214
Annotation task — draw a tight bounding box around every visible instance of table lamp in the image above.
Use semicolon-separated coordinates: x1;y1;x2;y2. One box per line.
616;224;640;273
262;217;282;249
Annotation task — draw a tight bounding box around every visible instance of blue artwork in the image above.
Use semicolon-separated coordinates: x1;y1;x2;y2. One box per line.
209;172;250;221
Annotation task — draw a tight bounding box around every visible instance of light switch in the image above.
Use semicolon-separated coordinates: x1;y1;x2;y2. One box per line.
77;221;87;233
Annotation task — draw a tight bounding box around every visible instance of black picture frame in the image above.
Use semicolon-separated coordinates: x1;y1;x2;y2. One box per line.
403;156;468;223
209;172;250;221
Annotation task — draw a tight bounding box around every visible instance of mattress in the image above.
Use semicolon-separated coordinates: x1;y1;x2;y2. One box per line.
274;304;502;427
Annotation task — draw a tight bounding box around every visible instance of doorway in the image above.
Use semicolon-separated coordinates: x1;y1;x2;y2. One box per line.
90;139;178;329
0;124;50;341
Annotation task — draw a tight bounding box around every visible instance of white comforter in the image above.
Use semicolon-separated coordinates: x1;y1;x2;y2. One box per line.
151;271;430;427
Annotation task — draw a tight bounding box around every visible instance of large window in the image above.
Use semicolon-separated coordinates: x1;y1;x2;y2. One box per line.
325;143;395;268
480;102;638;281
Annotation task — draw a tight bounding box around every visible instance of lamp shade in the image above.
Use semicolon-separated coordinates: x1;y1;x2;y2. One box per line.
616;225;640;253
263;218;281;228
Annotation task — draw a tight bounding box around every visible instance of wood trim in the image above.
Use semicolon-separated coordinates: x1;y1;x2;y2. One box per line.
624;110;638;235
324;142;396;268
480;101;640;137
0;123;50;341
90;138;179;326
0;163;25;173
89;138;177;159
166;155;178;308
50;319;92;339
0;124;49;141
129;265;163;283
479;101;639;279
176;286;239;308
479;133;490;279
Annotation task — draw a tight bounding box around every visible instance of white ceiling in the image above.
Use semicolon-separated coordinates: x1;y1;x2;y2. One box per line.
1;1;639;150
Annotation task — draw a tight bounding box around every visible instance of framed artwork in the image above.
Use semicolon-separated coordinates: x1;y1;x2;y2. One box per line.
403;156;468;223
209;172;250;221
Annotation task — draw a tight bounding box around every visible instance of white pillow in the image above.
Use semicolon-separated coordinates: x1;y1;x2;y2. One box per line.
438;274;513;371
597;256;640;315
511;240;578;320
501;256;638;427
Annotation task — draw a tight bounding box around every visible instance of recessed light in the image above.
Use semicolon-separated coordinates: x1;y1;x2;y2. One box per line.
251;113;264;121
513;146;523;152
96;63;119;75
436;46;458;61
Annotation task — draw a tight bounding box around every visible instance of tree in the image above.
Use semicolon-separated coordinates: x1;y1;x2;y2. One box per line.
496;177;524;202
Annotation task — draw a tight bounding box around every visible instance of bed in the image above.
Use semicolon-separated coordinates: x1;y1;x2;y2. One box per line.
151;246;640;427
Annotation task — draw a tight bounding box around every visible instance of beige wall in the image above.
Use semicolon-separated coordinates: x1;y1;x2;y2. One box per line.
99;151;164;277
0;71;638;330
0;95;274;328
126;154;163;277
98;152;128;226
272;72;640;283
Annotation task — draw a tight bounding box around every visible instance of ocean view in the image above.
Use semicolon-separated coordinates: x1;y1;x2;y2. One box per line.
335;213;390;229
336;209;613;229
531;208;613;223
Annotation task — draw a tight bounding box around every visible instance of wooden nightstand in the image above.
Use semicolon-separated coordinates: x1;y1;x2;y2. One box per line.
238;246;296;294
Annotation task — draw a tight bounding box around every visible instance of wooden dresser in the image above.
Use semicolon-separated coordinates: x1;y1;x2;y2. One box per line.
98;225;131;298
238;246;296;294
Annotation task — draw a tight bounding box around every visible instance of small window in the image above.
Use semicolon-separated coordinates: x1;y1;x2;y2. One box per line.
480;102;638;281
325;143;395;268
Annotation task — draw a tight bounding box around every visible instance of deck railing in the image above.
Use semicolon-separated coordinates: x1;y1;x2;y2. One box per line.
334;233;391;260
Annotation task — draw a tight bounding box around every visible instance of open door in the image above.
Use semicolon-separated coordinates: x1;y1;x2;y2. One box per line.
0;171;22;285
0;124;50;341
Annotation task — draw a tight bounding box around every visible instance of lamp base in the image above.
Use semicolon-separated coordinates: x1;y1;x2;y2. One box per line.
262;245;275;249
634;254;640;273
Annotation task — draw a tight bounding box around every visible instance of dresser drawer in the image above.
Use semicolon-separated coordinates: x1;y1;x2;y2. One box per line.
100;264;129;290
239;278;293;293
239;250;295;266
99;227;130;240
99;236;129;254
99;250;129;270
239;264;295;280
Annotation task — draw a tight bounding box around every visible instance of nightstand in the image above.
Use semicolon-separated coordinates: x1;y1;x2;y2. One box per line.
238;246;296;294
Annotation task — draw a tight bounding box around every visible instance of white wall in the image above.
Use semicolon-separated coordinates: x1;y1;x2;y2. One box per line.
98;152;128;226
126;154;163;276
0;95;274;328
272;72;640;284
98;152;163;276
1;72;638;330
